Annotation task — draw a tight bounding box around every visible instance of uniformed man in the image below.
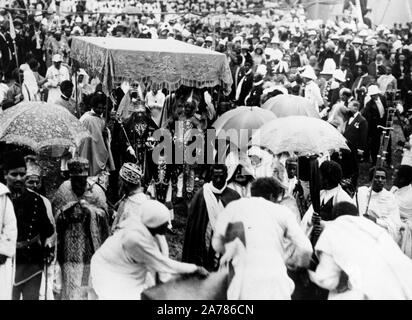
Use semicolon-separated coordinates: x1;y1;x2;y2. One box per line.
3;151;54;300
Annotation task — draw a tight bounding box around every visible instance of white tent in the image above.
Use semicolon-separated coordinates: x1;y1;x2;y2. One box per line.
370;0;412;27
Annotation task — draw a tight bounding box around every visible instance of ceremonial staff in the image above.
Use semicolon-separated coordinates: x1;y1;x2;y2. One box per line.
364;104;395;216
8;13;21;84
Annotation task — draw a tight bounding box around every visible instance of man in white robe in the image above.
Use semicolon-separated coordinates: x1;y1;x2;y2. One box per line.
391;165;412;258
310;214;412;299
45;54;70;104
301;161;354;236
212;177;312;300
91;200;207;300
357;166;402;243
0;182;17;300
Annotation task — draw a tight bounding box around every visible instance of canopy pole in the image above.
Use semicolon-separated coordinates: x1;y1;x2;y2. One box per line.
74;66;79;118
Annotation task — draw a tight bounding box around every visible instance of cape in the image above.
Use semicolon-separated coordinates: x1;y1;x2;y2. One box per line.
182;186;240;271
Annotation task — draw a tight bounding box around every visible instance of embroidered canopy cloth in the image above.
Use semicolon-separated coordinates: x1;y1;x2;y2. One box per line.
70;37;233;94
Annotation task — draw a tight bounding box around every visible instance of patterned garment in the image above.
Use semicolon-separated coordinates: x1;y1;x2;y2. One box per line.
60;217;93;300
54;181;109;300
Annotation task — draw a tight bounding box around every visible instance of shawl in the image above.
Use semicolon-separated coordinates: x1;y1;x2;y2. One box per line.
182;186;240;270
315;215;412;299
203;182;226;233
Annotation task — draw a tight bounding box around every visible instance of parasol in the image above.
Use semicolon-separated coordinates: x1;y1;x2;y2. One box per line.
212;106;276;151
249;116;349;156
0;102;90;156
262;94;320;118
70;37;233;95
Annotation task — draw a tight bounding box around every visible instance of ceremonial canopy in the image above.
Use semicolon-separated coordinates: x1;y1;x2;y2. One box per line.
70;37;233;94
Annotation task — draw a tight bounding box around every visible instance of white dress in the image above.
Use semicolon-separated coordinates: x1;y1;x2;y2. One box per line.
0;184;17;300
45;65;70;104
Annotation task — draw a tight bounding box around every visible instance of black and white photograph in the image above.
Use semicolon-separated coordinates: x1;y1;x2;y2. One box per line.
0;0;412;307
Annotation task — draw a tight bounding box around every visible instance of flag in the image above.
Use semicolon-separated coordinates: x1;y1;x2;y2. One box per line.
8;13;15;40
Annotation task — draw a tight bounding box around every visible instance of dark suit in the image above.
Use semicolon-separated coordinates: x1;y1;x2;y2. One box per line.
351;75;373;107
290;52;301;69
342;68;354;88
362;96;391;164
235;70;254;106
0;32;12;73
345;49;366;76
344;113;368;153
245;83;263;107
12;189;54;300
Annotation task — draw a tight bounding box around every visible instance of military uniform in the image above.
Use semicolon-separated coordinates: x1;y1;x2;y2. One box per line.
12;189;54;300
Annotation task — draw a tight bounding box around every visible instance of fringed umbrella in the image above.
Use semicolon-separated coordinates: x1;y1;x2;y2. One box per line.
262;94;320;118
212;106;276;151
0;101;90;156
249;116;349;156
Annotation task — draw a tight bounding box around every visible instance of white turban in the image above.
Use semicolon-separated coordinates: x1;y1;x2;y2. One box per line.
141;200;170;228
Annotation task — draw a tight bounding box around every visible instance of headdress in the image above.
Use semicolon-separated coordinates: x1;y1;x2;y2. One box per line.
119;162;142;185
67;157;89;176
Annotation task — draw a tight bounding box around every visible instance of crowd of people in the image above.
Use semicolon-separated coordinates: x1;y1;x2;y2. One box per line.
1;0;412;300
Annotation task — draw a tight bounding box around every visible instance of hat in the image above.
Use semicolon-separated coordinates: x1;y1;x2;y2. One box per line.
3;150;26;171
52;54;63;62
352;37;363;44
308;30;316;36
339;88;352;97
301;66;317;80
393;40;403;51
330;34;339;41
333;69;346;83
367;85;381;96
119;162;142;185
320;58;336;75
241;43;250;50
256;64;267;77
261;33;270;40
233;36;243;43
67;157;89;176
205;36;213;42
26;159;42;177
359;29;369;37
271;36;281;44
140;200;170;228
13;18;23;26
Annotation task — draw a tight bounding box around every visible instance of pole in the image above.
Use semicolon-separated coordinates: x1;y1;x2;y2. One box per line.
74;67;79;117
8;13;21;84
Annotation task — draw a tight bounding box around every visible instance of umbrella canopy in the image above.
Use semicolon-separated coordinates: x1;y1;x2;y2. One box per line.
212;106;276;151
70;37;233;95
249;116;349;156
0;102;90;155
262;94;320;118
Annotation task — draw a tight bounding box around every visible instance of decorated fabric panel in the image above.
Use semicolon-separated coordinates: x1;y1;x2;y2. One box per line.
70;37;233;94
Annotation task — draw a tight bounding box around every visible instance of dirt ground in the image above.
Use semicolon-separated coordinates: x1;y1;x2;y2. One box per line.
36;120;405;261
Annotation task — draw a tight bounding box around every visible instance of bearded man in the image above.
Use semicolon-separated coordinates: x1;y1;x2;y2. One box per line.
53;157;110;300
